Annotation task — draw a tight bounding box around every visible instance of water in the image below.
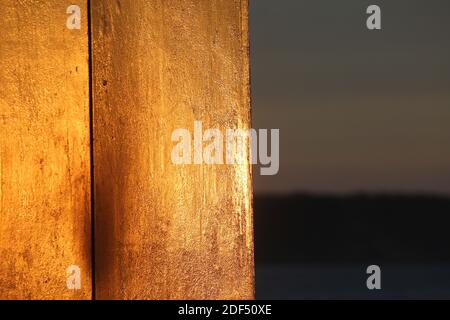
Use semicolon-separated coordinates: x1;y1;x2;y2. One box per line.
256;264;450;299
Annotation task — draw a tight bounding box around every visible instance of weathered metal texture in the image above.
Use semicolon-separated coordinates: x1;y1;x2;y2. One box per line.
0;1;91;299
92;0;254;299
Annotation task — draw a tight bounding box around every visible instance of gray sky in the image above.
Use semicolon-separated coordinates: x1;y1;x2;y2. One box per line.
250;0;450;194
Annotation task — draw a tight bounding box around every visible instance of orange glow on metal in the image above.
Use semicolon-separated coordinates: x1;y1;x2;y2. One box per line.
0;0;253;300
92;0;254;299
0;0;91;299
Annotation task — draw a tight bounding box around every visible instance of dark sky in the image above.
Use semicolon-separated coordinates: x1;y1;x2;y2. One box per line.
250;0;450;194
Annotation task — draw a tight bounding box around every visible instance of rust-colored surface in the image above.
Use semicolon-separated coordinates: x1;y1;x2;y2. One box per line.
0;0;91;299
92;0;254;299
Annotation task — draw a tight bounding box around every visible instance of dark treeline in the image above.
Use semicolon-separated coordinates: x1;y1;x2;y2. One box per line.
254;193;450;264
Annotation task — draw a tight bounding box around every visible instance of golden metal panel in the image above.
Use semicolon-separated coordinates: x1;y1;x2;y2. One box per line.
0;0;91;299
92;0;254;299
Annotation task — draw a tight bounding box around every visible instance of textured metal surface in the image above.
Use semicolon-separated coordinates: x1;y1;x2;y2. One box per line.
92;0;254;299
0;0;91;299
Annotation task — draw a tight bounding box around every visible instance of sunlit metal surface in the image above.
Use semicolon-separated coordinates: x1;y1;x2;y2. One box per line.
0;0;91;299
92;0;254;299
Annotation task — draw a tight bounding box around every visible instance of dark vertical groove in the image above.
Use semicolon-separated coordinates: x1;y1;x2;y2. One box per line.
87;0;96;300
